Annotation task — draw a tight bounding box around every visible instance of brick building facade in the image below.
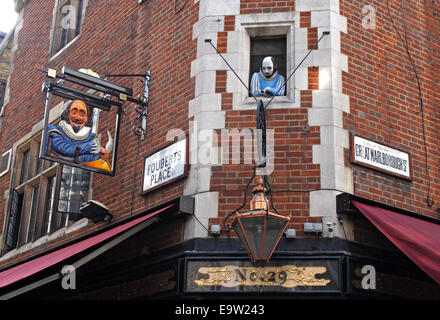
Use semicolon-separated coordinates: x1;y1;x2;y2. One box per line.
0;0;439;300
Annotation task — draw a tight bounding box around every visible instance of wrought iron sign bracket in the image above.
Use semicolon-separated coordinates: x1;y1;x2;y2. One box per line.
39;66;151;176
41;67;151;139
102;71;151;140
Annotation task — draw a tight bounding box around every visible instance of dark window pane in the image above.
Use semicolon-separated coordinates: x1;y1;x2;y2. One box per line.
5;190;24;249
20;150;30;184
58;166;90;215
41;176;56;237
60;27;69;50
27;185;40;242
76;0;84;36
249;36;287;96
53;0;84;55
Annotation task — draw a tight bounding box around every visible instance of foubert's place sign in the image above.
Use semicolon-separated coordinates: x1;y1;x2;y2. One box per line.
142;138;188;193
351;135;411;180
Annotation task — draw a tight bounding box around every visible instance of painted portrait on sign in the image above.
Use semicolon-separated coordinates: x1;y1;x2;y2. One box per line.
43;99;114;173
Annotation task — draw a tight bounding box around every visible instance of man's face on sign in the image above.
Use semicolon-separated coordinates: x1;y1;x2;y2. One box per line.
69;100;88;133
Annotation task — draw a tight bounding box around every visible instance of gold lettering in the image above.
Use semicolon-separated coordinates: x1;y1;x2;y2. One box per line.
194;265;331;288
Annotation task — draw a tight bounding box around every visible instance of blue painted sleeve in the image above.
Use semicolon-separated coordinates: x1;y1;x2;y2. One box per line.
48;132;94;157
276;76;285;96
250;73;261;97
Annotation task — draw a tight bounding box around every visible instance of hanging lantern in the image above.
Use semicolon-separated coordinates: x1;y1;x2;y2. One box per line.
232;176;290;262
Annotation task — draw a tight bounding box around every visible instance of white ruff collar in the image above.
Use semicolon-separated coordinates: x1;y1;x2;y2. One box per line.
260;70;278;82
59;120;92;141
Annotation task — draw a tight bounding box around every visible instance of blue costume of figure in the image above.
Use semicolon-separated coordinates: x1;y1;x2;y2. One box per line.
250;72;285;97
46;123;100;164
250;56;285;97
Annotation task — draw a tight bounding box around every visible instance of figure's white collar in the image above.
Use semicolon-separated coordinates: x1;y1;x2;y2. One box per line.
59;120;91;141
260;70;278;81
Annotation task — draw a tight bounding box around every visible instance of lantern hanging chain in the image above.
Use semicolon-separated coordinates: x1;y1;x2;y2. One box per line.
386;0;433;207
207;31;329;229
222;170;280;233
263;175;279;215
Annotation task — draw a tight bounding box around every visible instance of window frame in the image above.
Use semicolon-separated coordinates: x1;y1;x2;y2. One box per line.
249;35;287;97
233;13;298;110
49;0;88;59
2;107;92;252
12;134;63;248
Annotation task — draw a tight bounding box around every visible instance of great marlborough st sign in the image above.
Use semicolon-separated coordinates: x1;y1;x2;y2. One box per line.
142;138;188;193
350;135;411;180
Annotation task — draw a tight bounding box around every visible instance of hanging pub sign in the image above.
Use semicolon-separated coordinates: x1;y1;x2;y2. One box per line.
40;67;148;176
142;137;188;194
350;134;411;180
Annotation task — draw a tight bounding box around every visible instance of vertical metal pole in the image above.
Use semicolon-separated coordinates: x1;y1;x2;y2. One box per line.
91;108;101;135
111;106;122;176
40;85;52;160
141;70;150;141
256;100;266;168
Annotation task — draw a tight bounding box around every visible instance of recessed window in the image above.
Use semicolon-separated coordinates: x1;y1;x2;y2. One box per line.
50;0;85;57
235;14;296;109
249;36;287;97
4;131;90;250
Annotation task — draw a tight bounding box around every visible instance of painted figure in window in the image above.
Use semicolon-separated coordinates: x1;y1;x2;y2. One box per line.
250;56;285;97
45;100;113;171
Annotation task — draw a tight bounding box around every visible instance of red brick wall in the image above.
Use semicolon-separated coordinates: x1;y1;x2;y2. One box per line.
209;105;323;236
209;0;325;236
0;0;198;267
240;0;295;14
341;0;440;218
2;0;439;268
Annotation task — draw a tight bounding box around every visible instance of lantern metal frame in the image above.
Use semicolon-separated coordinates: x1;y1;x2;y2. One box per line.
232;209;290;263
207;32;330;263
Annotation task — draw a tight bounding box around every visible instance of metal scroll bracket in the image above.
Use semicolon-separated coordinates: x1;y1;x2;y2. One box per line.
133;71;150;140
102;70;151;140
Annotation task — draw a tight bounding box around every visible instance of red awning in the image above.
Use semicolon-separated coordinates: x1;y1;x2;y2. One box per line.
0;206;170;289
352;200;440;285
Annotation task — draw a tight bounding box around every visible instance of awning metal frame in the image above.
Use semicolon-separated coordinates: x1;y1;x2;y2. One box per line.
336;193;440;226
0;196;194;300
0;215;160;300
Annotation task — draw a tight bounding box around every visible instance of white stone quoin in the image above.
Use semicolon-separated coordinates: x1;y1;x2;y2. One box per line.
187;0;352;240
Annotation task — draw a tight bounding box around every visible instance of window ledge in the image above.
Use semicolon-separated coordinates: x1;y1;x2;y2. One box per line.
234;92;300;111
0;217;88;262
49;34;81;63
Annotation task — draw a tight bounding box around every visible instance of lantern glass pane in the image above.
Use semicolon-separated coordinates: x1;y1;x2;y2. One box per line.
233;220;252;258
240;215;266;260
263;214;289;260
